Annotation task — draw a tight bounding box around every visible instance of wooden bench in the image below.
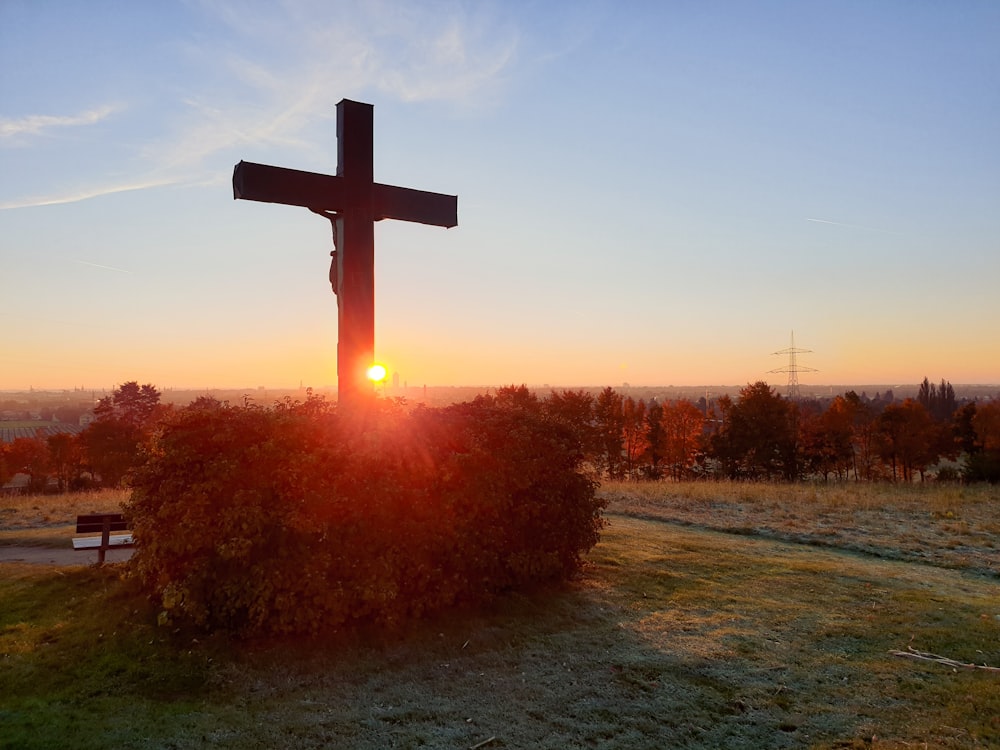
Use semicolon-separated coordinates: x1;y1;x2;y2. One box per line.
73;513;134;564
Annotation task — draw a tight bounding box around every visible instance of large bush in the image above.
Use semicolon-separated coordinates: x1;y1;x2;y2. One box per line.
126;393;604;635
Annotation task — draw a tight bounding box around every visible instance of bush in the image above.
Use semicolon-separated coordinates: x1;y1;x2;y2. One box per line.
962;450;1000;484
125;393;604;635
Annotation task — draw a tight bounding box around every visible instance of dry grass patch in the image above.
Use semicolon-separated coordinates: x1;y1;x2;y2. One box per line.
0;489;129;548
601;480;1000;577
0;489;129;530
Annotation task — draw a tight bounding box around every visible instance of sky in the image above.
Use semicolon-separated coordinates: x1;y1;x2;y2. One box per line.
2;0;999;392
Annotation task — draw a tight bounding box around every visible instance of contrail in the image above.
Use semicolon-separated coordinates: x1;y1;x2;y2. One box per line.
0;176;179;210
0;104;120;139
805;217;903;236
75;259;132;274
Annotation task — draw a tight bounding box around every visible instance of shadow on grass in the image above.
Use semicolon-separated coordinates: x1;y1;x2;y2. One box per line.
3;517;999;749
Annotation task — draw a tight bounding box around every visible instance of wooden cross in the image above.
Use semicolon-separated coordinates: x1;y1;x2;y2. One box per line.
232;98;457;405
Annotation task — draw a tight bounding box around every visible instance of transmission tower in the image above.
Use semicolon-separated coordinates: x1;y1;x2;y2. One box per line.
768;330;817;399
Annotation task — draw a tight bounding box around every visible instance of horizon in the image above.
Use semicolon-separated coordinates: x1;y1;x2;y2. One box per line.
3;379;997;398
3;2;998;390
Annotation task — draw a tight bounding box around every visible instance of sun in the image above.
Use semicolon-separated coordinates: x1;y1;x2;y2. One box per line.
367;363;388;383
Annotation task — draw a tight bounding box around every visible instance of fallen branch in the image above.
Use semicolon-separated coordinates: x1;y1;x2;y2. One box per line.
889;647;1000;673
470;736;497;750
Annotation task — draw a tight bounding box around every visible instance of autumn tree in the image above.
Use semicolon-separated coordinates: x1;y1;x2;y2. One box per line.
876;399;937;482
660;399;705;481
621;397;648;479
80;381;164;487
46;432;84;492
838;391;878;481
964;400;1000;483
493;384;539;410
544;389;598;465
643;400;666;479
6;437;50;492
594;387;625;479
94;381;163;428
798;402;839;481
798;395;859;480
710;382;799;480
0;442;12;487
971;401;1000;451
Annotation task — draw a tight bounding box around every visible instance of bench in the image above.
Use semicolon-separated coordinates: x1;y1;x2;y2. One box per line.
73;513;134;564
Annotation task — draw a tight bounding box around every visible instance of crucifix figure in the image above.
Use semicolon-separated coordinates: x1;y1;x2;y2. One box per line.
308;209;340;295
233;99;457;405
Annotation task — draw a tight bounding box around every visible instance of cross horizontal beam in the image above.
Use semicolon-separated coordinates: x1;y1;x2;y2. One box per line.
233;161;345;210
233;161;457;228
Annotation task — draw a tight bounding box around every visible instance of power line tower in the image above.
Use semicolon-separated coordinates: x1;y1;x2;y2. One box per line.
769;330;817;399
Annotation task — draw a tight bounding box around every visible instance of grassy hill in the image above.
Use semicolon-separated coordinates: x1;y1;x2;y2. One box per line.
1;485;998;748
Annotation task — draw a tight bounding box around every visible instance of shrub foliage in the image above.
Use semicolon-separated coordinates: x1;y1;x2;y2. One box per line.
126;392;604;635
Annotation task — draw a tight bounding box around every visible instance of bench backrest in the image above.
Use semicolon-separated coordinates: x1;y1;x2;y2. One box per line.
76;513;128;534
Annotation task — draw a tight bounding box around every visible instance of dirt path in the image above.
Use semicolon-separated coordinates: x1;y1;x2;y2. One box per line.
0;545;133;566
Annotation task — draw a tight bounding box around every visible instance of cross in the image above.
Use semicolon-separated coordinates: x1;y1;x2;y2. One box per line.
232;98;457;405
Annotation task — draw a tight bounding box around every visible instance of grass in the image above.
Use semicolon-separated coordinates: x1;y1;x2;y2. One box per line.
0;563;214;748
0;489;129;548
601;480;1000;577
1;485;999;748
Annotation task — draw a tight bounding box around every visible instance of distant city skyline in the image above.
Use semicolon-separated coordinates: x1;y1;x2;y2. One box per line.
3;2;998;391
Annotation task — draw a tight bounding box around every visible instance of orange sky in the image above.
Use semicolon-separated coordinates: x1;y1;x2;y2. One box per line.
2;3;998;392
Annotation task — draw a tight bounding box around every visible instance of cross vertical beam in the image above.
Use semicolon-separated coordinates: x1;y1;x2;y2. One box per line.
232;99;457;406
336;100;376;404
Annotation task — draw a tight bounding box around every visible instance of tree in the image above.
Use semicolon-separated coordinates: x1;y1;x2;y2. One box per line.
710;382;798;480
6;437;50;492
918;377;958;423
493;384;539;410
797;395;861;481
79;420;143;487
965;400;1000;483
642;400;666;479
543;389;598;465
621;397;647;480
94;381;162;429
953;402;979;456
0;442;12;487
594;387;625;479
798;402;838;481
876;399;937;482
972;400;1000;452
660;399;704;481
843;391;878;481
80;381;164;487
46;432;83;492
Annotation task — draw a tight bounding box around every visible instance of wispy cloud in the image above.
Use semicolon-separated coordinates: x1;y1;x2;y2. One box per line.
1;1;519;210
0;176;180;210
138;2;519;184
0;105;121;140
75;260;132;274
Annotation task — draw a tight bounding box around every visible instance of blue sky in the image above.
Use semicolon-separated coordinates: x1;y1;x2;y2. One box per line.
2;0;998;391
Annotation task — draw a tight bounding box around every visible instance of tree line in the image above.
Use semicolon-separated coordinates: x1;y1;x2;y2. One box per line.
2;377;999;492
578;377;999;483
0;381;163;492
